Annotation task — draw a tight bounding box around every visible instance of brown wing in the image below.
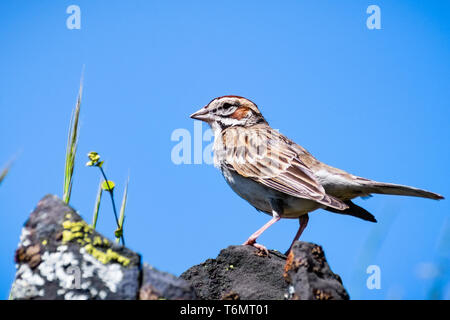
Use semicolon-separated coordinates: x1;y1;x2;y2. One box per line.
217;126;348;211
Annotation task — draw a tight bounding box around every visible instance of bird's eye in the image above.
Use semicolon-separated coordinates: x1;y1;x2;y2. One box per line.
223;103;232;109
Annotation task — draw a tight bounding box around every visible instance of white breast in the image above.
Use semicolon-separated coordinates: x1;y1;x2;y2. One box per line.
219;165;322;219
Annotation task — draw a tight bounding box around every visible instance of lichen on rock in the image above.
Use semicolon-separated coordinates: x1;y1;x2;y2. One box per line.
10;195;140;300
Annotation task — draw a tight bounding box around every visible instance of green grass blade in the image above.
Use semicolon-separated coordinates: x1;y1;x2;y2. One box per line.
115;177;129;244
91;179;103;229
0;155;18;186
63;76;83;204
0;164;11;186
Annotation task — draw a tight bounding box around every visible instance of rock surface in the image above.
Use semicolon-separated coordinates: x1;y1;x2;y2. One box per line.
284;242;350;300
181;243;349;300
9;195;194;300
140;263;196;300
181;246;289;300
10;195;349;300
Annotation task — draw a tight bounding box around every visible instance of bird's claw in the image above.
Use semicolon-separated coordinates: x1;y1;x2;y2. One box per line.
242;239;269;256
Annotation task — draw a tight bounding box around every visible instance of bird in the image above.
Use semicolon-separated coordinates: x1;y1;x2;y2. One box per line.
190;95;444;254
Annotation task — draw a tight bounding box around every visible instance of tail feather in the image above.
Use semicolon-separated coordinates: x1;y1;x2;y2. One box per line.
325;200;377;222
362;181;444;200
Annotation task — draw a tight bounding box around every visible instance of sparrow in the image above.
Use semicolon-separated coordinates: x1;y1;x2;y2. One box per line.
190;95;444;254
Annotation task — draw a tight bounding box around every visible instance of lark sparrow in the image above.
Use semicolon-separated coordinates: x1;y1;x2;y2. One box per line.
190;96;444;254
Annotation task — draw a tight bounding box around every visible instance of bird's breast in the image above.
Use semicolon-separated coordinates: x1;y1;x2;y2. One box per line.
219;164;321;218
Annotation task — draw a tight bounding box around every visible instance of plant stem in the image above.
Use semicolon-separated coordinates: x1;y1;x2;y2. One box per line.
98;166;125;245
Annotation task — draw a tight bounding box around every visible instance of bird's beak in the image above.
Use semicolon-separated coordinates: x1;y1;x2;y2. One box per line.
190;106;212;122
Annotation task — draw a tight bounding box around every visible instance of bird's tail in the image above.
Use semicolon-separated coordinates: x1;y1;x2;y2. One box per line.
361;180;444;200
325;200;377;222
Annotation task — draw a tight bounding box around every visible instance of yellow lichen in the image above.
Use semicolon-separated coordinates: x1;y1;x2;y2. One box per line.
83;244;131;266
93;236;103;246
61;218;131;267
62;230;84;243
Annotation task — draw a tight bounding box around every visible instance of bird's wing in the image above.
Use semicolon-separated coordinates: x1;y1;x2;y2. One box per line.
218;127;348;211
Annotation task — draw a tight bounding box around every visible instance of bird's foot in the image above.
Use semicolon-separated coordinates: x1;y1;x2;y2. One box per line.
242;239;269;256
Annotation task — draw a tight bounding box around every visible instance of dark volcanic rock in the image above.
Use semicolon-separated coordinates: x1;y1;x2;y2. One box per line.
284;241;350;300
181;245;289;300
181;243;349;300
140;263;196;300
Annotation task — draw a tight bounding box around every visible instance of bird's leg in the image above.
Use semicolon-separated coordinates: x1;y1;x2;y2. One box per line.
285;214;309;255
242;213;281;255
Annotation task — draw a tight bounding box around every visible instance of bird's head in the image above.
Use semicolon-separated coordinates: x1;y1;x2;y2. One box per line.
190;96;267;130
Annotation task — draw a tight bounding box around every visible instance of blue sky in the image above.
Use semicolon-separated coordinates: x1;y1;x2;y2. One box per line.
1;0;449;300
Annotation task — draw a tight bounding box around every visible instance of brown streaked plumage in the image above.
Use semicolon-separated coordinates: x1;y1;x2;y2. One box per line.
190;96;444;254
216;125;348;212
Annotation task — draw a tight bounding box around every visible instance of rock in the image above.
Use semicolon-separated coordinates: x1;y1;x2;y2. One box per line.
10;195;141;300
140;263;196;300
9;195;193;300
181;243;349;300
284;241;349;300
180;245;289;300
10;195;349;300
